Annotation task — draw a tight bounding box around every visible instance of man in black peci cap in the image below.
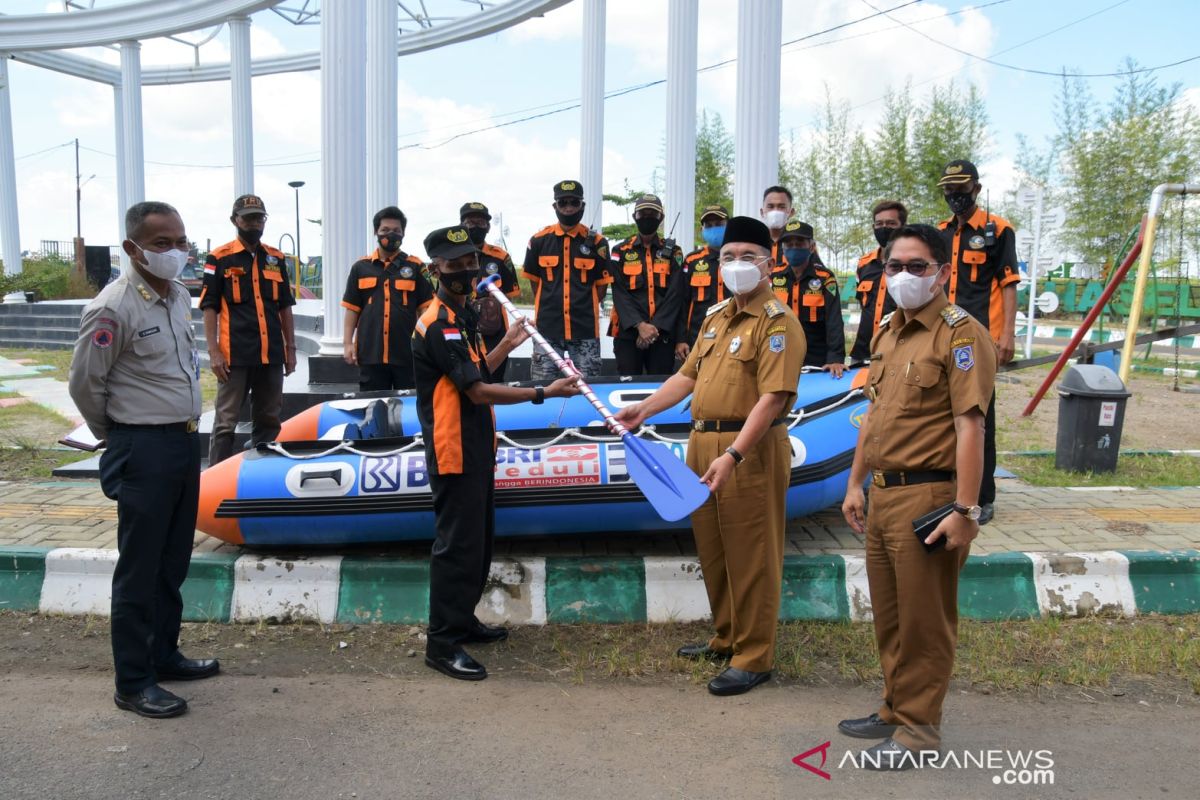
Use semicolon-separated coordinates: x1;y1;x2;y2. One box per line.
521;180;611;380
413;226;581;681
615;216;805;697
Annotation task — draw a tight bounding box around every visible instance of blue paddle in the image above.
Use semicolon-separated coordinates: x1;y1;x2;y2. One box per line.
479;275;709;522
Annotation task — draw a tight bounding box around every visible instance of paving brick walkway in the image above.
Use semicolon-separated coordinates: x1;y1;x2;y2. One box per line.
2;479;1196;557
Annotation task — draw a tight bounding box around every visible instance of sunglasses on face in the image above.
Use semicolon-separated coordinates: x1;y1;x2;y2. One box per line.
556;198;582;209
883;260;940;276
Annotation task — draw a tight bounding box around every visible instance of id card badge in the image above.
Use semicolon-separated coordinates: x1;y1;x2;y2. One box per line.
191;348;201;379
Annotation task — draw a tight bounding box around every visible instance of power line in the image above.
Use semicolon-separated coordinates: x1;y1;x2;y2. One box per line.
15;140;73;160
860;0;1197;78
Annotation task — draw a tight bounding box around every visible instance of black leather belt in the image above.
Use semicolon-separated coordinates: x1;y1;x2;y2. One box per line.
110;420;199;433
691;417;786;433
871;470;954;488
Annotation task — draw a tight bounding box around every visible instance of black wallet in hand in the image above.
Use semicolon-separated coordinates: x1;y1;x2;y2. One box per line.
912;502;955;553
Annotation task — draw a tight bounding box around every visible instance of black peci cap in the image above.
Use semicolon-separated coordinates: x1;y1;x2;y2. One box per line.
720;216;773;251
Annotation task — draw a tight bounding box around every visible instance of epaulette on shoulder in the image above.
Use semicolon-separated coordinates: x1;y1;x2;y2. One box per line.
857;251;876;267
879;311;896;328
262;244;286;258
939;304;970;327
533;224;558;238
706;298;731;317
764;299;786;318
407;253;426;265
210;240;242;258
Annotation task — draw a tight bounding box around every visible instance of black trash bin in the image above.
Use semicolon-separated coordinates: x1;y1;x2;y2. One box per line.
1055;364;1131;473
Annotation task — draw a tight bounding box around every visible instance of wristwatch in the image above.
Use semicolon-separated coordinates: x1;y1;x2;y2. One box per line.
533;386;545;405
724;446;744;466
952;502;982;521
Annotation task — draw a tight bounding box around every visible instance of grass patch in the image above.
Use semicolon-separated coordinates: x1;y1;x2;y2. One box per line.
0;400;87;480
0;447;91;480
1004;453;1200;487
0;347;74;382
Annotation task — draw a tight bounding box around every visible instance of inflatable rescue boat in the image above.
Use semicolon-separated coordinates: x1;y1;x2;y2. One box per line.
197;370;866;546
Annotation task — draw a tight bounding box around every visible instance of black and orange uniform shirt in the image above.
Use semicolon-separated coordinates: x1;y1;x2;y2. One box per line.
769;239;792;289
475;242;522;330
777;260;845;367
521;223;611;340
200;239;296;366
676;245;724;346
849;247;896;363
341;249;433;367
412;297;496;476
938;208;1020;341
608;234;685;340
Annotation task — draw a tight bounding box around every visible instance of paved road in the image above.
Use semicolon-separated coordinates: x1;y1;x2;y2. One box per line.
1;625;1196;799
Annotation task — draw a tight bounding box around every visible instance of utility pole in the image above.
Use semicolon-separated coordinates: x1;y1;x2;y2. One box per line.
75;138;81;239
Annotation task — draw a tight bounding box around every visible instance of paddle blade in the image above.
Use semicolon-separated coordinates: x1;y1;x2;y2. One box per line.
622;435;710;522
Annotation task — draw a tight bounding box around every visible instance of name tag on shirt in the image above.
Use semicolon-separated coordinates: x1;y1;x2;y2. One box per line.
137;326;160;338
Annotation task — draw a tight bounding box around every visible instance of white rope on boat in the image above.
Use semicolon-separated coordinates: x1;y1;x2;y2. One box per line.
263;387;865;460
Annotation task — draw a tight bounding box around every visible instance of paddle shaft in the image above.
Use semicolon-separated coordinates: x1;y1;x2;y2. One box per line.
480;277;629;437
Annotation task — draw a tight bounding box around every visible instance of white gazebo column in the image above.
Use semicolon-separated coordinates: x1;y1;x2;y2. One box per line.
0;55;22;276
732;0;782;216
229;16;254;196
665;0;698;253
365;0;397;215
119;41;145;206
579;0;605;230
319;0;366;354
113;85;129;265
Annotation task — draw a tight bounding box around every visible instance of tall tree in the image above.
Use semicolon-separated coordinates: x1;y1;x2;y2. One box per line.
694;110;734;232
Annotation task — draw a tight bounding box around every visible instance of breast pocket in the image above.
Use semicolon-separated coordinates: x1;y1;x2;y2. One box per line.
901;359;945;412
962;249;987;282
226;268;247;303
856;279;873;298
263;269;284;302
724;339;759;385
574;257;597;282
132;329;171;358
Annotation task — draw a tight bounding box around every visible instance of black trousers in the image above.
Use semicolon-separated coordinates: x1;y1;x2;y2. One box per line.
614;336;675;376
981;392;997;506
427;471;494;655
482;332;509;383
100;427;200;694
359;362;416;391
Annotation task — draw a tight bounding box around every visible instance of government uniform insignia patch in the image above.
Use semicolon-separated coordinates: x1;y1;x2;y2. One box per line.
704;328;716;339
579;244;591;255
442;328;463;341
400;266;414;278
953;344;975;371
729;336;741;354
706;299;731;316
624;251;640;262
695;262;709;272
968;235;986;249
485;262;499;274
769;334;785;353
808;278;822;290
92;328;113;349
447;229;468;243
764;300;786;318
940;305;970;327
267;255;278;265
773;277;787;287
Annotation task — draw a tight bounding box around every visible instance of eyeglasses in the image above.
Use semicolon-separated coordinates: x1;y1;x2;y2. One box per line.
241;213;267;223
556;198;582;209
883;260;939;276
718;254;770;267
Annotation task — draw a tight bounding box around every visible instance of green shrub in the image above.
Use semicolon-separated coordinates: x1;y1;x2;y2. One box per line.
0;257;94;301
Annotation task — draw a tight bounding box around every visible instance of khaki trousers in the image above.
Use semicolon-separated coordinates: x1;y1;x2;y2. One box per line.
687;425;790;673
865;480;970;750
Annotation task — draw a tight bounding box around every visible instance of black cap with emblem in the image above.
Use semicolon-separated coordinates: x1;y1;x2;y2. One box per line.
699;204;729;222
937;159;980;188
720;216;772;251
232;194;267;216
553;180;584;199
424;226;479;261
780;218;814;242
459;201;491;221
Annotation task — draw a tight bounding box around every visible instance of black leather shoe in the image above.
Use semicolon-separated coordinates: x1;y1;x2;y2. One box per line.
114;684;188;719
838;712;898;739
860;738;935;771
707;667;771;696
157;655;220;681
978;503;995;525
425;648;488;681
463;622;509;644
676;643;731;662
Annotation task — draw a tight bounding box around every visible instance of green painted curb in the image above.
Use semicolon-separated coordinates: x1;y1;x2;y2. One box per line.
546;557;647;623
181;553;239;623
1122;549;1200;615
0;546;49;612
781;555;848;621
959;553;1040;620
337;557;430;624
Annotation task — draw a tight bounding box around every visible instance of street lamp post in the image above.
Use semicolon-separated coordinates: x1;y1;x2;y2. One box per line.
288;179;305;280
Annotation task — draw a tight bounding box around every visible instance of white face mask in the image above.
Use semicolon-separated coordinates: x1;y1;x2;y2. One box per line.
721;258;766;296
763;209;788;229
133;243;189;281
886;269;941;310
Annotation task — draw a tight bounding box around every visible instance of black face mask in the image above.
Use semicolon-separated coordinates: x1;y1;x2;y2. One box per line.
873;227;894;248
556;209;585;228
377;233;402;252
239;227;263;245
636;217;660;236
466;227;487;246
944;192;974;216
439;267;480;297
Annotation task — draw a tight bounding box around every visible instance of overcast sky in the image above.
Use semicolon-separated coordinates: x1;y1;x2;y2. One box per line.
5;0;1198;262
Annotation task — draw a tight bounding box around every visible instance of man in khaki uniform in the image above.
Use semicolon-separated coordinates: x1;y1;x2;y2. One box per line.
616;216;804;696
840;223;996;769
